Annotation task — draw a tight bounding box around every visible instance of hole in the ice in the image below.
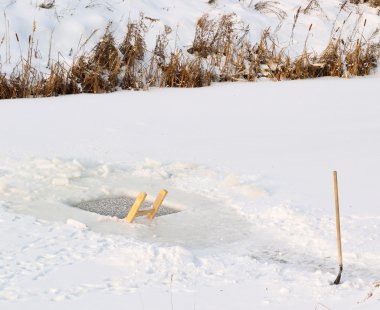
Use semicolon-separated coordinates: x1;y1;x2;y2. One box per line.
73;196;181;219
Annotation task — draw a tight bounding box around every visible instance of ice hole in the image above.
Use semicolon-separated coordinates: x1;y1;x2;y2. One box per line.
73;196;180;219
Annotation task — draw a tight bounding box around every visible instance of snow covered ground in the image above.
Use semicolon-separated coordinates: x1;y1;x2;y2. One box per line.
1;75;380;309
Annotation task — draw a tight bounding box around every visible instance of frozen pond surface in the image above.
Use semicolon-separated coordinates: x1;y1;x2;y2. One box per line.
74;196;180;219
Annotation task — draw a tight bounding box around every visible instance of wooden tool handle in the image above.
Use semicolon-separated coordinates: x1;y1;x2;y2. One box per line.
333;171;343;268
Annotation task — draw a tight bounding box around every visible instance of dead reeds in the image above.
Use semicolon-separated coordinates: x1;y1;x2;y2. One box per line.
350;0;380;8
0;13;379;99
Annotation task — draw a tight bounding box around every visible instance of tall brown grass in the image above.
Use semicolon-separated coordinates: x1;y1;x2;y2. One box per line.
0;14;379;99
350;0;380;8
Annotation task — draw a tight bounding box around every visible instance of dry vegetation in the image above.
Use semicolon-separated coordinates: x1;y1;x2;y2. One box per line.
254;1;287;21
350;0;380;8
0;13;379;99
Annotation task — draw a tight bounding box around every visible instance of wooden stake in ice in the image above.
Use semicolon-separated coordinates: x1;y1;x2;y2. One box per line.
333;171;343;285
147;189;168;220
125;192;147;223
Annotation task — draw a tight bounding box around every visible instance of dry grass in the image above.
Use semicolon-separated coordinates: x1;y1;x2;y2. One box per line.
148;30;213;88
188;13;244;58
254;1;287;21
119;15;147;89
350;0;380;8
0;14;379;99
159;52;213;88
70;25;121;93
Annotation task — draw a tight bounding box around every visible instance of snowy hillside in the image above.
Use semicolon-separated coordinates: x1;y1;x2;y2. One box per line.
1;0;379;73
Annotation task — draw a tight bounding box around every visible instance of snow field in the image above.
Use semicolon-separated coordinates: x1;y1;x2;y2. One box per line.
1;76;380;308
0;156;379;308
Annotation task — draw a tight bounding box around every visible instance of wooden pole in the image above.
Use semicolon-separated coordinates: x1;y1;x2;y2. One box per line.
125;192;147;223
333;171;343;284
147;189;168;220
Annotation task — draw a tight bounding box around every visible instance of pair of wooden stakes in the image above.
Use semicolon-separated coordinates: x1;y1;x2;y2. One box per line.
124;189;168;223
